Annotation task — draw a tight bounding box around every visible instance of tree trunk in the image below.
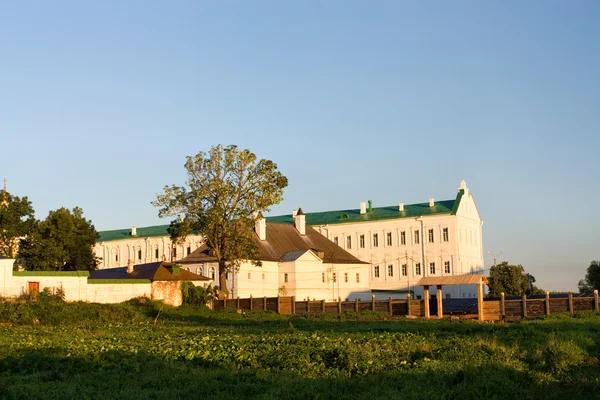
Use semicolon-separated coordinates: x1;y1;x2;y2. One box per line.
218;261;229;299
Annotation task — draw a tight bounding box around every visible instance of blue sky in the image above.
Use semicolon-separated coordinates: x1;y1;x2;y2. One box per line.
1;1;598;291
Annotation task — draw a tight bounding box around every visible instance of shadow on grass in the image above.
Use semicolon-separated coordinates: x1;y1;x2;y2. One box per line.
1;348;598;400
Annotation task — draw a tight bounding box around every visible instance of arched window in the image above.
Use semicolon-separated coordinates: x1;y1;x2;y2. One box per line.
211;268;215;280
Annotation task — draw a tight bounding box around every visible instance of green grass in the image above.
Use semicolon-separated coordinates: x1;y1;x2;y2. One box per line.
1;298;599;399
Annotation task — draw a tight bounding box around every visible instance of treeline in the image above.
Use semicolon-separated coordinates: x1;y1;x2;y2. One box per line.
0;188;98;271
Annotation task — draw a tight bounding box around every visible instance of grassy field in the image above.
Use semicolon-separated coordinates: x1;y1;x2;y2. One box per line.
1;297;599;399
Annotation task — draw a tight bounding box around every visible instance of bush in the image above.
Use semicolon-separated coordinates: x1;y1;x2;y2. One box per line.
181;282;216;306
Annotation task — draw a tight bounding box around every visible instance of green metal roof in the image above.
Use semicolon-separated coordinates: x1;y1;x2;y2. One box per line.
267;196;460;226
97;192;463;242
98;224;171;242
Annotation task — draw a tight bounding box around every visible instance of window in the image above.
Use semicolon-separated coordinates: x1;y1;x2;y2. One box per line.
401;264;407;276
429;262;436;275
333;273;337;283
356;273;360;283
137;250;142;260
333;236;339;245
346;235;352;249
248;272;251;279
197;267;201;275
173;248;177;258
115;254;119;262
417;295;422;300
387;264;393;277
359;235;365;248
322;272;325;283
155;248;159;259
400;231;406;245
344;272;348;283
428;229;434;243
414;230;420;244
443;228;449;242
446;294;451;299
284;273;288;283
415;263;421;275
373;233;378;247
387;232;392;246
211;268;215;280
374;265;380;278
444;261;451;274
187;246;191;256
262;273;265;280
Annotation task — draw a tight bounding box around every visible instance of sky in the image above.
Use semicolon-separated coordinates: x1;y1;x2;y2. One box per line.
1;1;599;291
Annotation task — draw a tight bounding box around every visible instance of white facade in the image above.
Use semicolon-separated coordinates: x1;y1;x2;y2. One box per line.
94;228;204;269
311;181;483;299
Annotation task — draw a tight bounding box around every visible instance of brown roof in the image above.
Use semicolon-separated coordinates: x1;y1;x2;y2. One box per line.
178;222;366;265
89;262;211;281
0;255;12;259
416;274;488;286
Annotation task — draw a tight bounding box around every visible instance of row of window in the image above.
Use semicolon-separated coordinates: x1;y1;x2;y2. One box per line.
281;272;362;284
373;261;452;278
112;246;193;263
333;228;450;249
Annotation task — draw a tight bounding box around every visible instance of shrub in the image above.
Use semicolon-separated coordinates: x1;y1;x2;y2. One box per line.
181;282;216;306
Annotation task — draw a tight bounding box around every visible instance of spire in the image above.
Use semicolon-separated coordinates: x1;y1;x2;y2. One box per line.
0;178;7;208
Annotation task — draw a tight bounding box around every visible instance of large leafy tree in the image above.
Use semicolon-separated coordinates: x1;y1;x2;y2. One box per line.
578;261;600;293
17;207;99;271
487;262;544;297
0;188;36;258
153;145;288;298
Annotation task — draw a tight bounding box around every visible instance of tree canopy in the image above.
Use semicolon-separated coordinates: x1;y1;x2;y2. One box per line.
152;145;288;297
0;188;36;258
578;261;600;293
487;262;545;297
17;207;99;271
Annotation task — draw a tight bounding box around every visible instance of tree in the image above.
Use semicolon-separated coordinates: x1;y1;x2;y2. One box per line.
0;188;36;258
17;207;99;271
578;261;600;293
487;261;544;297
152;145;288;298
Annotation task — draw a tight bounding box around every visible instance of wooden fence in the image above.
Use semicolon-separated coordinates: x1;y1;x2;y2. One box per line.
483;291;599;321
213;290;600;322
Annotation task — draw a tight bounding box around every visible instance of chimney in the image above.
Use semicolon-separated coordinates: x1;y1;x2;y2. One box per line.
399;202;404;212
292;209;298;217
127;259;134;274
429;198;435;207
360;202;366;214
294;207;306;235
131;226;137;236
255;212;266;241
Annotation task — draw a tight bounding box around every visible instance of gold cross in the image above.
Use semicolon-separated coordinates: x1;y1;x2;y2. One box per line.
2;178;5;192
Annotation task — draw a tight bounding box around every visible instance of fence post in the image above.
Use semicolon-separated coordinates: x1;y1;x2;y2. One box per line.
437;285;443;319
389;297;393;316
545;291;550;316
249;295;253;311
500;292;505;321
372;295;376;312
224;298;227;309
476;283;483;322
522;294;527;319
321;299;325;313
277;295;281;314
424;286;430;319
406;293;411;316
568;293;574;315
594;290;599;312
237;296;240;309
355;298;359;312
263;296;267;311
291;296;296;314
307;298;310;313
338;297;342;314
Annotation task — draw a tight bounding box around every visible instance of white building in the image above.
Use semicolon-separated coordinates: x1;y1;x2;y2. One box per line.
177;211;372;301
95;180;483;299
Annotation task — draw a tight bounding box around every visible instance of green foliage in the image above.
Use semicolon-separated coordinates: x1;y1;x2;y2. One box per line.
578;260;600;293
487;262;544;297
181;282;216;306
152;145;288;296
0;189;36;258
17;207;99;271
0;304;599;399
